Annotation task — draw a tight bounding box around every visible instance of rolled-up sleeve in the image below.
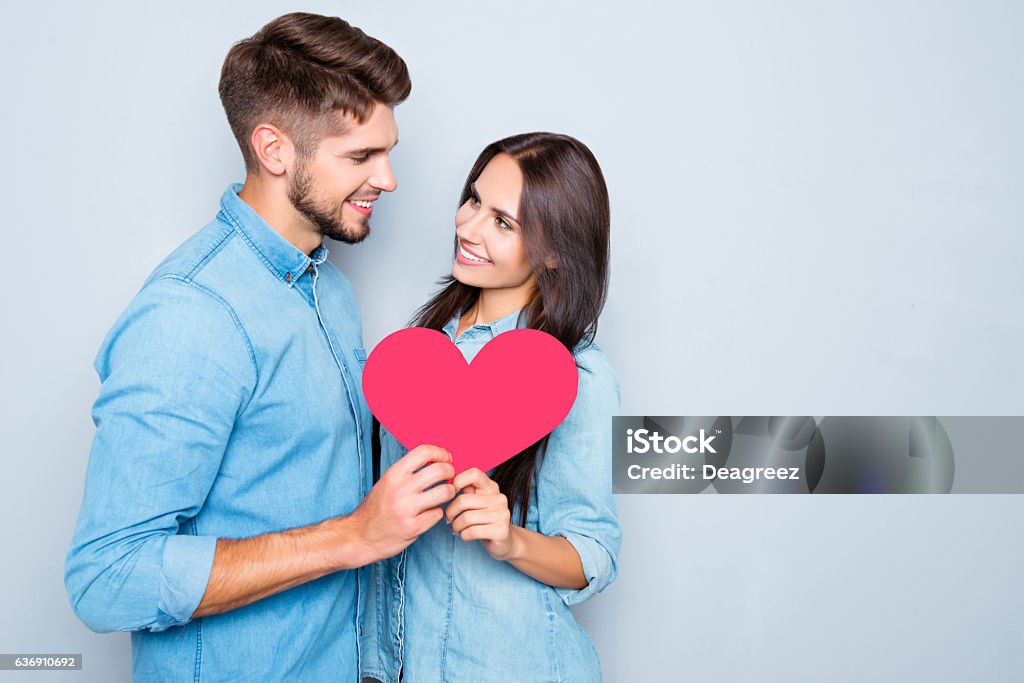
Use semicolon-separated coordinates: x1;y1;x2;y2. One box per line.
536;346;622;606
65;275;256;633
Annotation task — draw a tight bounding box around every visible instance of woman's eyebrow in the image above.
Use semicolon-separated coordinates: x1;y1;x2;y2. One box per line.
470;182;521;225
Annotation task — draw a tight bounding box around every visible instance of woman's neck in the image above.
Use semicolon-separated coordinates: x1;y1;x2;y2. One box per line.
459;287;532;335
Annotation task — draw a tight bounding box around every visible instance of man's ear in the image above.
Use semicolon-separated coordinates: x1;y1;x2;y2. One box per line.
250;124;293;176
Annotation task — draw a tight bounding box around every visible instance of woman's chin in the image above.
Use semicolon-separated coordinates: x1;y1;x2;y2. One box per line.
451;265;482;287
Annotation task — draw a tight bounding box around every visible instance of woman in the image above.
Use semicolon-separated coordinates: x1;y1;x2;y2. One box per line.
362;132;620;683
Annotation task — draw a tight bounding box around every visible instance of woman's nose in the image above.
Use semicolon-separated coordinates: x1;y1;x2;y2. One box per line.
456;213;486;244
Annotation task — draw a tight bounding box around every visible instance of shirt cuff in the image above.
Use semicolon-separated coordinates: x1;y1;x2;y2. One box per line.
556;532;615;606
155;534;217;631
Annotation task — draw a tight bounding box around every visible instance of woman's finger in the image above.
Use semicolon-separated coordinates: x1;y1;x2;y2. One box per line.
450;508;483;534
477;474;500;495
458;522;505;543
451;467;486;493
446;490;510;523
444;493;485;522
451;508;507;535
452;508;501;535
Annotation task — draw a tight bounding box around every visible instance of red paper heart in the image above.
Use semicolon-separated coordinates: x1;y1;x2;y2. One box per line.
362;327;579;475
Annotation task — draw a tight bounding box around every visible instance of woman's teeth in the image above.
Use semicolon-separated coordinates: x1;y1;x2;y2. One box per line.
459;244;489;263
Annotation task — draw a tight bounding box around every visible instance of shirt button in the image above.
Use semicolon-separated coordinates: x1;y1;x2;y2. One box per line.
306;264;313;273
285;273;293;283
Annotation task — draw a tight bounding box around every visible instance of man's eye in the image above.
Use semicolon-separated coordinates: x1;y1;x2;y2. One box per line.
350;156;369;165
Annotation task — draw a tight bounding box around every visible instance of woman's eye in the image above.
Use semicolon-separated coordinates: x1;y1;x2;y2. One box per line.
469;195;481;207
495;217;513;231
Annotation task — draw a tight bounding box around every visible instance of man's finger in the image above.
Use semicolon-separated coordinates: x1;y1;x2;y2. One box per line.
410;482;456;514
412;506;444;534
408;461;455;493
391;444;451;477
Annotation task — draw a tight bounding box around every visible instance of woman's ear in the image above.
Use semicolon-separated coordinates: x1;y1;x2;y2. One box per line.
544;255;558;269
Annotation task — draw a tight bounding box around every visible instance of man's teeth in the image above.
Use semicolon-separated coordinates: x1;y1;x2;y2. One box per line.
459;244;489;263
350;200;373;208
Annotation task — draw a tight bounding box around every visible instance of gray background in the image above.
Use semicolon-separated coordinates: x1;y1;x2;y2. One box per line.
1;1;1021;680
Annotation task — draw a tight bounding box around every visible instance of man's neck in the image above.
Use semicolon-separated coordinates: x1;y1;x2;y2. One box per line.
238;175;322;256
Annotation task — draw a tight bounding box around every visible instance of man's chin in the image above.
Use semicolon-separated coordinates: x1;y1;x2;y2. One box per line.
324;221;370;245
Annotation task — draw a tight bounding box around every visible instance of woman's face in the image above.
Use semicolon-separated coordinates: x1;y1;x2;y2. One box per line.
451;153;535;296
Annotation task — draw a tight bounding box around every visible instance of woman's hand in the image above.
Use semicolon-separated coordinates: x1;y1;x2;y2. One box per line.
445;468;516;561
446;468;588;589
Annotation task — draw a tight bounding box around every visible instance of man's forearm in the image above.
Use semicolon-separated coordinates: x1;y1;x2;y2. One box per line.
192;515;368;618
191;444;455;619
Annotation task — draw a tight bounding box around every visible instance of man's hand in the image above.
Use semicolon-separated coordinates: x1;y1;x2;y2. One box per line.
339;444;456;566
192;444;454;618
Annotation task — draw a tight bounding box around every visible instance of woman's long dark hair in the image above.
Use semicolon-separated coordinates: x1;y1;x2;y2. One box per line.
413;132;611;524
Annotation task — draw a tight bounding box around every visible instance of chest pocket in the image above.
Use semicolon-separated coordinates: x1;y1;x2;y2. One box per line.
353;347;367;369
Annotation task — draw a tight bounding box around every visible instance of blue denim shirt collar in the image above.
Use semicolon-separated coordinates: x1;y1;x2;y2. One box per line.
218;183;328;288
442;306;525;342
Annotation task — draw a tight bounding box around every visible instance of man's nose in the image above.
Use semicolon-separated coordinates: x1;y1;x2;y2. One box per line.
369;155;397;192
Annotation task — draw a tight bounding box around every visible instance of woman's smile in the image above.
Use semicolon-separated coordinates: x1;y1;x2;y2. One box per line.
456;240;492;265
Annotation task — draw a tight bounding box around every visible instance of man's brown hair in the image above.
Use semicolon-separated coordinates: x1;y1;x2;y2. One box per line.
219;12;411;172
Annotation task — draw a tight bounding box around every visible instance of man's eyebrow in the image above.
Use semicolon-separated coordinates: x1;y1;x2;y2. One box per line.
344;139;399;156
470;182;520;225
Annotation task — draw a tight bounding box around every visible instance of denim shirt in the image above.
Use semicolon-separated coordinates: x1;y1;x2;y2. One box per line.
65;185;374;682
361;309;622;683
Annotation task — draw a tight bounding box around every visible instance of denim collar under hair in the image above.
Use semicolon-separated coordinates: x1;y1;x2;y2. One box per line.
217;183;328;288
442;306;525;342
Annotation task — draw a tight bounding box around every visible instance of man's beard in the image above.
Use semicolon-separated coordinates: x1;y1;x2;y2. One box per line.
287;161;370;245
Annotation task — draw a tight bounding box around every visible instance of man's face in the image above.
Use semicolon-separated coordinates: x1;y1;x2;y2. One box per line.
287;103;399;244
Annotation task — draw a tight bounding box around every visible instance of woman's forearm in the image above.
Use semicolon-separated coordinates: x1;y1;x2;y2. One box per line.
500;526;587;590
445;469;588;590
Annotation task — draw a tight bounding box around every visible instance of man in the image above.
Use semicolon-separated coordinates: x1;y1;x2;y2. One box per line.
64;13;454;681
